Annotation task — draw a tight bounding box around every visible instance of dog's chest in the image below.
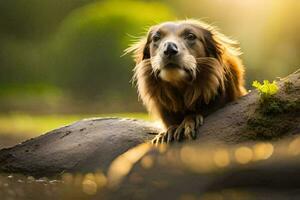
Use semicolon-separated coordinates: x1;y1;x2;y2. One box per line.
159;85;198;112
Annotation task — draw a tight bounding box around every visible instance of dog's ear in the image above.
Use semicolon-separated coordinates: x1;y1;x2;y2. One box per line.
124;28;153;64
202;30;223;59
202;27;241;61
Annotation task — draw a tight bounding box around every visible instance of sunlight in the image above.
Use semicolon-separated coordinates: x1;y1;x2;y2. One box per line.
288;137;300;156
234;146;253;164
107;143;152;188
213;148;230;168
253;142;274;161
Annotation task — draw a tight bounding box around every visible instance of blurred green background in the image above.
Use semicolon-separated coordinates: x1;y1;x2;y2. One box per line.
0;0;299;142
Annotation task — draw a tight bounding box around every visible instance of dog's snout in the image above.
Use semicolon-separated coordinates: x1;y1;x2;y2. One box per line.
163;42;178;57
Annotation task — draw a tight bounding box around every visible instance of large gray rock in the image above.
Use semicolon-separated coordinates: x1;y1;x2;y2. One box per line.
0;69;299;178
0;118;158;176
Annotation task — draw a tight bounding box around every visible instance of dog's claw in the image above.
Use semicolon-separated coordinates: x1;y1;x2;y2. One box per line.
174;124;183;141
184;125;194;140
152;125;177;144
152;114;203;144
176;114;203;142
195;114;204;128
151;132;162;144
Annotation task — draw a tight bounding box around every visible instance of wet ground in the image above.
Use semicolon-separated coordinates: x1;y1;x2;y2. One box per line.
2;139;300;200
0;173;108;200
2;172;300;200
0;135;109;199
0;136;107;199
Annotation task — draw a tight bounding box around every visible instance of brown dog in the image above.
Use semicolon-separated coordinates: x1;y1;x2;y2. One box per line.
126;19;246;144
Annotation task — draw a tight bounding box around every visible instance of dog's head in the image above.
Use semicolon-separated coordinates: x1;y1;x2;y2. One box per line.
126;19;241;87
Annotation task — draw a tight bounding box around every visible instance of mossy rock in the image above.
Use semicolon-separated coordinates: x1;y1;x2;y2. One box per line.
247;71;300;140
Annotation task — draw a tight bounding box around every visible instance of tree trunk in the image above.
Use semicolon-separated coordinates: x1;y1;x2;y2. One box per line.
0;69;299;180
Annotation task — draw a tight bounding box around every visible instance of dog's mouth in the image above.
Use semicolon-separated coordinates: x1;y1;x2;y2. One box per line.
155;62;195;84
164;63;193;76
158;62;193;77
163;62;181;69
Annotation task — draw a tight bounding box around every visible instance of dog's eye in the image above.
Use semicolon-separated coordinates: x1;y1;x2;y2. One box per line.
152;33;161;42
185;33;197;41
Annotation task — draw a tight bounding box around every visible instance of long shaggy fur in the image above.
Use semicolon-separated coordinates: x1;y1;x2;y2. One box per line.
126;19;246;128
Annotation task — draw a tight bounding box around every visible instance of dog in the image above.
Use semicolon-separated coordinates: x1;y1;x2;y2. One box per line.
126;19;246;144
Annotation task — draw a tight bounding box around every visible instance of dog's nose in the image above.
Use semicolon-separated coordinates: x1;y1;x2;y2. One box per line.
163;42;178;57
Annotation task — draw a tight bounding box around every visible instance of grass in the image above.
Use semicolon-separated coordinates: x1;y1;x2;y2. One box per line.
0;113;149;138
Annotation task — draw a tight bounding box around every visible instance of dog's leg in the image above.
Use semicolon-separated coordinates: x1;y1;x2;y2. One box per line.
174;114;203;141
152;114;203;144
152;109;183;144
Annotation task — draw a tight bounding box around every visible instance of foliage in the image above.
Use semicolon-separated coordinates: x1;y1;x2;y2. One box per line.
49;0;175;99
252;80;282;115
0;113;149;137
252;79;299;115
1;0;300;114
0;0;175;113
252;80;279;102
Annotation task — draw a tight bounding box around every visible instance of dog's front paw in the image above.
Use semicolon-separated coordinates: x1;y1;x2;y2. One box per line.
174;114;203;141
151;125;178;144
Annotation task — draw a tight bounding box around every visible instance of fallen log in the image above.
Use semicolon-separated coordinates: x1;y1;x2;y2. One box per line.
0;69;299;178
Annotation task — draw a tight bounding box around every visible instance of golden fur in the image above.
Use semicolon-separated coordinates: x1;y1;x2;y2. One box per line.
126;19;246;143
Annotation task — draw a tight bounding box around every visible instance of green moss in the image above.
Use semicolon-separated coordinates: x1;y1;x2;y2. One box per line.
259;97;300;115
247;97;300;139
252;79;299;115
247;98;299;139
247;79;299;139
247;116;293;139
283;80;294;94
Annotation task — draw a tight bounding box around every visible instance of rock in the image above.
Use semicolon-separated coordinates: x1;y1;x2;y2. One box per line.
195;69;300;144
0;118;158;176
0;69;299;178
